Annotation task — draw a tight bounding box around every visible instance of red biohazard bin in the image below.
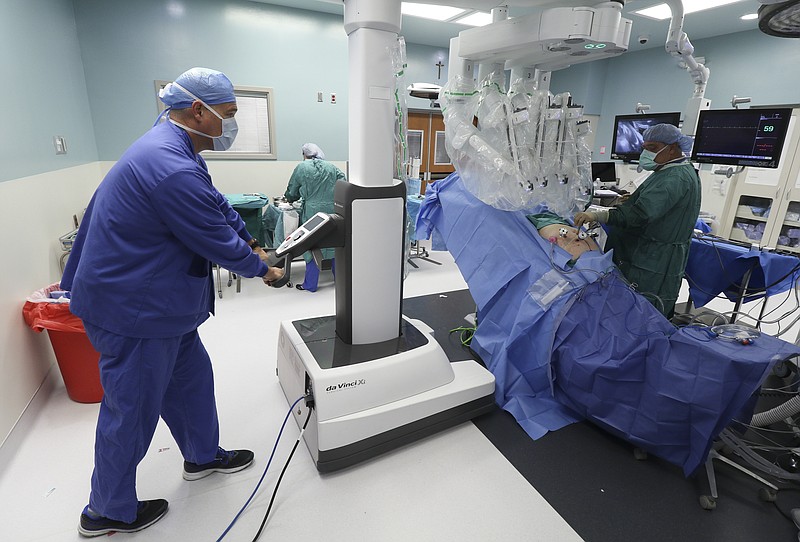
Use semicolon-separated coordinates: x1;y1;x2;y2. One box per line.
23;284;103;404
44;330;102;403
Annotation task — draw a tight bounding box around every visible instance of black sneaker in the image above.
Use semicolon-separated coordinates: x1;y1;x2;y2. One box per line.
183;447;254;481
78;499;168;537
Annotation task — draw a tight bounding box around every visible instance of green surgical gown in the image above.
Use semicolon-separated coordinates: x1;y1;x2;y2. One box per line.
284;158;347;262
605;162;701;318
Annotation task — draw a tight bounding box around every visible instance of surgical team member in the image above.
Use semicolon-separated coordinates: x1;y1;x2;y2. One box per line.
284;143;347;291
574;123;701;318
61;67;284;537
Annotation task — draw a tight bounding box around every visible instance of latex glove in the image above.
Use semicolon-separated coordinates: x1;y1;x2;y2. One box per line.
574;212;596;229
573;209;609;229
262;266;284;286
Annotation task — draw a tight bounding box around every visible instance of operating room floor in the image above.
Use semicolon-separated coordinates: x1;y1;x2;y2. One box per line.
4;243;800;541
0;244;583;542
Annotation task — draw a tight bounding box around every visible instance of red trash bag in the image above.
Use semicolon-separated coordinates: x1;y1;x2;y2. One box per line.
23;283;103;403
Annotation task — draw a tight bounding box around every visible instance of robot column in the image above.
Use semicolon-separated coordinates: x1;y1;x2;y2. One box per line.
336;0;407;345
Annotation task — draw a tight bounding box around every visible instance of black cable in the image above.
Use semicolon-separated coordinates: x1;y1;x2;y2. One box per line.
771;487;800;526
684;239;749;301
252;407;313;542
752;259;800;295
700;235;800;296
596;274;671;337
217;396;304;541
683;273;733;302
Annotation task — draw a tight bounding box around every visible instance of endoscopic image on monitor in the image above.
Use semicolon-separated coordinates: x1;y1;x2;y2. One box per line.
611;112;681;161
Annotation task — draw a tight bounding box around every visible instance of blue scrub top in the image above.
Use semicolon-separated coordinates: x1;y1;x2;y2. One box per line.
61;121;268;338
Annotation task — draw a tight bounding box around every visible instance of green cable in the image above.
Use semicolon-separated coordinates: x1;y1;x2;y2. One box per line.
449;325;477;347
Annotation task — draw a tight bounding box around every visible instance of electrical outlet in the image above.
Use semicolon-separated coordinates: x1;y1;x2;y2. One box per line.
53;136;67;155
331;93;336;104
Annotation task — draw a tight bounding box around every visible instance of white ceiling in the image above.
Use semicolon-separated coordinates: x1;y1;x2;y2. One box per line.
249;0;765;50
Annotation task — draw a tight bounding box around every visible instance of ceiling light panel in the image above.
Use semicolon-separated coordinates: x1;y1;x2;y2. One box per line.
401;2;466;21
454;11;493;26
633;0;747;21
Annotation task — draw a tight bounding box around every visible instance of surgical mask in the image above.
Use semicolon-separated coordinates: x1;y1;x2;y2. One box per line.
638;146;668;171
164;82;238;151
205;109;238;151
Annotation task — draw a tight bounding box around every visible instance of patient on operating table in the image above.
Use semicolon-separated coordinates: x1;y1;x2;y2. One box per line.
527;212;599;260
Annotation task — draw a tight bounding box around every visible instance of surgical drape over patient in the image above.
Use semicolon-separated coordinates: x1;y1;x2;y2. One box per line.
416;172;800;476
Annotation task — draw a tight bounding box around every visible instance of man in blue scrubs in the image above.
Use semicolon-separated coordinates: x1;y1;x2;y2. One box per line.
61;67;283;537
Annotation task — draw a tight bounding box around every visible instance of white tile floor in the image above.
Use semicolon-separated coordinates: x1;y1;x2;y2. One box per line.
0;244;583;542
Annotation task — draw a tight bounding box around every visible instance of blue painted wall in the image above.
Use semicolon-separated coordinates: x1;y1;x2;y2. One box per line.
73;0;447;163
549;60;608;115
552;29;800;157
0;0;97;183
6;1;799;183
405;43;450;111
74;0;350;161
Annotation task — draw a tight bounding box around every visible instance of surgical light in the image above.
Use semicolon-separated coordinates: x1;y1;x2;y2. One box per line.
400;2;465;21
633;0;747;20
759;0;800;37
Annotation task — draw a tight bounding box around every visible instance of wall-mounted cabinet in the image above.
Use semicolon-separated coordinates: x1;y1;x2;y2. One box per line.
719;109;800;254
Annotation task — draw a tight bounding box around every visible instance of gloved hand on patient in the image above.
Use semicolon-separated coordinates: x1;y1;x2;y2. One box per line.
573;209;609;229
527;212;601;260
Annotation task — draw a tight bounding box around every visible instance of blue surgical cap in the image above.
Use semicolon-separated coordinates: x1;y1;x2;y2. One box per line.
302;143;325;159
643;123;694;155
159;67;236;109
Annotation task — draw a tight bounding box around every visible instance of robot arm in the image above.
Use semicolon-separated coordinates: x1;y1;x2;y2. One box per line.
451;2;632;78
664;0;710;98
662;0;711;135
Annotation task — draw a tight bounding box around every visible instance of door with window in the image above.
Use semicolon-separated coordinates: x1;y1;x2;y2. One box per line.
408;110;454;194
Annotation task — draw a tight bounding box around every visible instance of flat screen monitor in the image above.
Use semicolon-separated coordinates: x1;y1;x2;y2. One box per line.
691;108;793;168
591;162;617;185
611;112;681;162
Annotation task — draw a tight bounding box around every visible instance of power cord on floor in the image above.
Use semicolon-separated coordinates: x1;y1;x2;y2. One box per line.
252;406;314;541
215;395;305;542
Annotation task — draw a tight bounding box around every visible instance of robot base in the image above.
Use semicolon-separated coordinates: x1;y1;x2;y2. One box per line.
276;315;495;472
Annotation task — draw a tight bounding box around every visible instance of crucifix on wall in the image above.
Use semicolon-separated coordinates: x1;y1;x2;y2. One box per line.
435;60;444;80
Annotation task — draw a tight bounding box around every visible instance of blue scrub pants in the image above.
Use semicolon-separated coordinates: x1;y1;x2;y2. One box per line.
301;258;335;292
83;323;220;523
